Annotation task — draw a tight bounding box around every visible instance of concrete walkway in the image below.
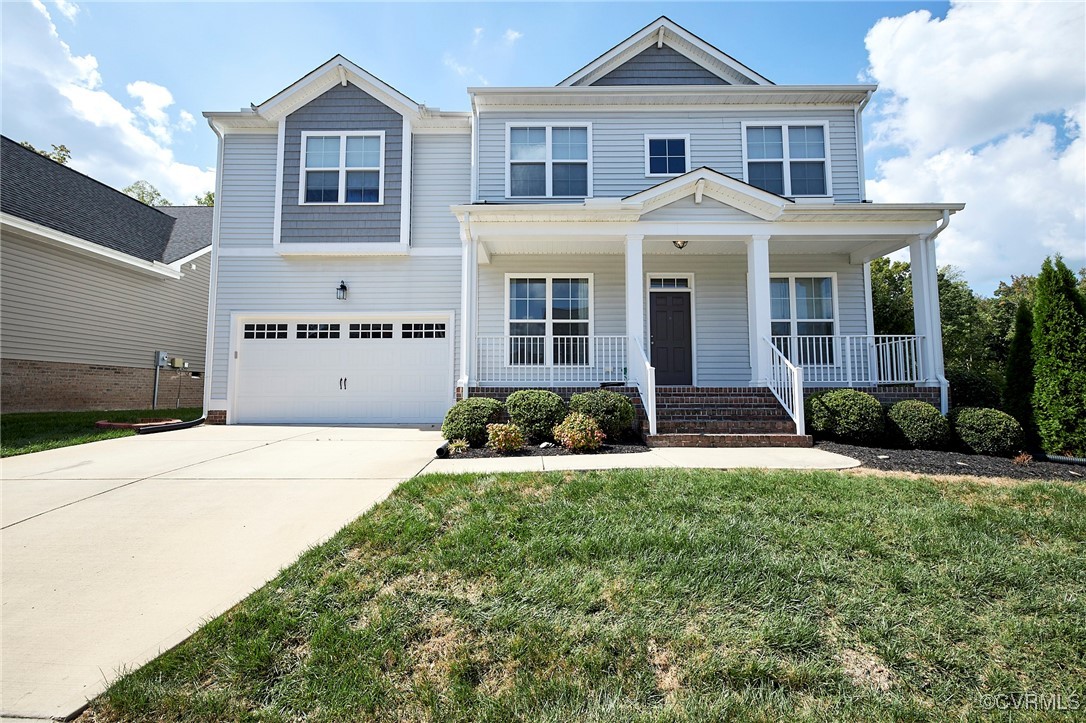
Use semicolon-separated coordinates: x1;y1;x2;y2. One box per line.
0;425;442;721
420;445;860;474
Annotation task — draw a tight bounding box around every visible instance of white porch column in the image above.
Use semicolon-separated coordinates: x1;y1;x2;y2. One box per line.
458;221;478;394
625;233;645;363
746;235;772;385
909;234;948;410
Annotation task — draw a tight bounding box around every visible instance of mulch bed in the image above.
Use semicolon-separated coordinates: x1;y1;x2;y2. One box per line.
454;436;649;458
817;441;1084;481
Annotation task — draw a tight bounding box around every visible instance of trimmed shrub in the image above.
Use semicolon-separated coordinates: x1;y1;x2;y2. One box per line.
441;397;504;447
1031;256;1086;456
569;389;635;441
553;412;606;452
804;389;885;445
506;389;568;442
950;407;1025;457
886;400;951;450
486;423;525;453
1002;301;1037;446
946;367;1002;409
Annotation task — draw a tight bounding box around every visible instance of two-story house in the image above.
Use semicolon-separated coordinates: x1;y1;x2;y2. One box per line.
202;17;962;445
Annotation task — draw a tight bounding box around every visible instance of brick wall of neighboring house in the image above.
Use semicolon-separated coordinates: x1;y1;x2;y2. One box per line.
1;358;204;413
804;385;942;407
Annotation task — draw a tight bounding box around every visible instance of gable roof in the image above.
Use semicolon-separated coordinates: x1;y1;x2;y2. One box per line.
558;16;772;87
156;205;214;263
0;136;211;265
624;167;791;220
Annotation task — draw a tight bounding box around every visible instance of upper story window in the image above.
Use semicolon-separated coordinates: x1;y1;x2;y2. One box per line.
743;123;830;197
645;135;689;177
507;124;591;198
300;131;384;205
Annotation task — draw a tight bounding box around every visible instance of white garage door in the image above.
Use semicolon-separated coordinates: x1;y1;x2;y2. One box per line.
234;318;452;424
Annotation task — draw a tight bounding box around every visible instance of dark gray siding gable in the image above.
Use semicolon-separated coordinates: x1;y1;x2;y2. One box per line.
281;83;402;244
590;45;730;86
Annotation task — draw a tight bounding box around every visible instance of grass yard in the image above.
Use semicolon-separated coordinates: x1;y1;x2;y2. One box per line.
88;469;1085;722
1;407;202;457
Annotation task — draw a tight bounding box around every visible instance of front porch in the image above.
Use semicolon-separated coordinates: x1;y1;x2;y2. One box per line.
453;169;960;444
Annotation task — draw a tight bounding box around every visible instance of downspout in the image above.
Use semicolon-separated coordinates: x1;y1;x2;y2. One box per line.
469;92;479;202
856;88;873;200
457;212;475;399
202;117;226;421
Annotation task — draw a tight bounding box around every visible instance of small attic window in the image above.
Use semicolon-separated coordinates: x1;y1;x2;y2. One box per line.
645;135;689;176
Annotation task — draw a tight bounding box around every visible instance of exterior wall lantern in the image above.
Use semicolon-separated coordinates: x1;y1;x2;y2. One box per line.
672;239;688;250
336;281;348;300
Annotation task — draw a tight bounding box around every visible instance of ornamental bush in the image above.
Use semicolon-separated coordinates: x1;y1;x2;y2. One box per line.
886;400;951;450
486;423;525;453
505;389;568;442
553;412;606;452
950;407;1025;457
946;367;1002;409
804;389;885;445
1031;256;1086;456
441;397;504;447
569;389;635;441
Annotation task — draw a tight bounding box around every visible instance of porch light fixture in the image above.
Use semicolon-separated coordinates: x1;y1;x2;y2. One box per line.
672;239;688;250
336;281;348;300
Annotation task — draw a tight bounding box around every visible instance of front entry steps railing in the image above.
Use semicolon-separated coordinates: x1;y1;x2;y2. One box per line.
643;387;812;448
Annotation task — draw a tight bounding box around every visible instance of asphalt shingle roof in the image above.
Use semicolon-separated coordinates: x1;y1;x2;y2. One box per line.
0;135;212;264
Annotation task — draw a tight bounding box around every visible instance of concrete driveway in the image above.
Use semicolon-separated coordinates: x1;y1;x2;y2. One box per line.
0;424;442;721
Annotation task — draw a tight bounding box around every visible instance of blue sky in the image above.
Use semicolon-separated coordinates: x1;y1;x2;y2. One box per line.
3;1;1083;294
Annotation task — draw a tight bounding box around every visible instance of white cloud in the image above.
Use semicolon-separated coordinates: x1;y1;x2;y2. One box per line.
51;0;78;21
503;28;523;45
3;2;214;203
864;1;1086;293
442;52;488;86
472;27;483;46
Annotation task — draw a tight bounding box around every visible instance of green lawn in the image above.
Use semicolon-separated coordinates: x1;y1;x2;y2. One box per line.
1;407;202;457
90;470;1084;722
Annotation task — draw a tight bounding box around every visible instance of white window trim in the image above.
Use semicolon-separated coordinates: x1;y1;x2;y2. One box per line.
645;273;698;386
298;130;385;206
643;134;691;178
769;272;841;366
504;273;594;367
504;123;594;199
740;121;833;198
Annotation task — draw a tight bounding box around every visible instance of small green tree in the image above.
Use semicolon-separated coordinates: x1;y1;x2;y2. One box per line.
20;141;71;164
194;191;214;206
870;257;914;335
1031;256;1086;456
1002;301;1036;446
123;180;171;206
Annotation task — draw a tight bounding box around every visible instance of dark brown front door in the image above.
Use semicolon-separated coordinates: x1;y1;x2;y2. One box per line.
650;291;692;385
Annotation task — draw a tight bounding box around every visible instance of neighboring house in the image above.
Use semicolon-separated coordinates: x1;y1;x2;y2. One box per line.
0;136;212;413
202;17;962;444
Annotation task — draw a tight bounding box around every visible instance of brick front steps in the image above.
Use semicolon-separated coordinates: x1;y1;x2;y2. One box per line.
646;386;810;448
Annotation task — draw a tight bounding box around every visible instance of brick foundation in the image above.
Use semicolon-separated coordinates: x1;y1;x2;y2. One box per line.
205;409;227;425
1;358;204;413
804;385;941;407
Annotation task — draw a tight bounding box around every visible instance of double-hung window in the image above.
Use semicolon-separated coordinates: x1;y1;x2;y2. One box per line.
508;125;591;198
301;131;383;204
744;123;830;197
507;276;591;365
771;275;836;364
645;135;689;176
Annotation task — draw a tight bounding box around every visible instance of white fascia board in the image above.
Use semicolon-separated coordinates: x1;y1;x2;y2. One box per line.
255;56;421;122
626;168;788;220
1;213;182;279
203;111;277;134
557;17;772;87
167;245;213;270
781;203;965;223
276;242;410;256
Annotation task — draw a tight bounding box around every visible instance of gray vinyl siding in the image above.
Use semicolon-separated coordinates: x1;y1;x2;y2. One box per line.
281;83;402;244
770;255;868;336
411;133;471;247
219;133;277;247
208;255;461;399
588;45;732;86
0;232;210;370
477;109;860;203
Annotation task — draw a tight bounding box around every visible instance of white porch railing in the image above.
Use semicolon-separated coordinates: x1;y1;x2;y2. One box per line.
765;337;805;436
476;335;628;386
629;337;657;436
770;335;924;385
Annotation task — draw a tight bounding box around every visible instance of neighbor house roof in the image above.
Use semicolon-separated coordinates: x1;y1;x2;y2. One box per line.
0;135;212;265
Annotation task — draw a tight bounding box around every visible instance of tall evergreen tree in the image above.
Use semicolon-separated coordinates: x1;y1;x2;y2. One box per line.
1031;256;1086;456
1002;301;1036;446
